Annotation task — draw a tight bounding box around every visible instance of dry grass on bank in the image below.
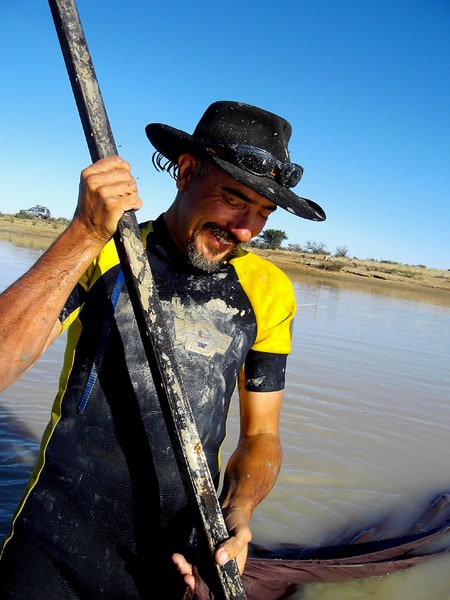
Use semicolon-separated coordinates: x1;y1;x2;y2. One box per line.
250;247;450;295
0;214;68;249
1;214;449;297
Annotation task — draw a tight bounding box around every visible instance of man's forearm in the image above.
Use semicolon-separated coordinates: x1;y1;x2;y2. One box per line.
0;219;107;390
219;432;282;518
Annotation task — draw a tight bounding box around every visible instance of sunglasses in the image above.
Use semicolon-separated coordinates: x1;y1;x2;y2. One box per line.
204;142;304;188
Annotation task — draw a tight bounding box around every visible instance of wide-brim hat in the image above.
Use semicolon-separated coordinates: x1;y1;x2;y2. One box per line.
145;101;326;221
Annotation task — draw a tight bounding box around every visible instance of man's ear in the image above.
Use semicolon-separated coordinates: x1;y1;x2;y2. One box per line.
176;154;197;191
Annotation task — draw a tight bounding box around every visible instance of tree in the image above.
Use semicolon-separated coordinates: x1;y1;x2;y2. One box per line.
335;245;349;257
287;243;303;252
257;229;288;250
303;240;328;254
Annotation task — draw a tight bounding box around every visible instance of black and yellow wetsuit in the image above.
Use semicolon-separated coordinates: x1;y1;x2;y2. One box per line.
0;215;296;598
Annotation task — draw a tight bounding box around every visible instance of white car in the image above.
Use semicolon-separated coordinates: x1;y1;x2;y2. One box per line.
21;205;51;219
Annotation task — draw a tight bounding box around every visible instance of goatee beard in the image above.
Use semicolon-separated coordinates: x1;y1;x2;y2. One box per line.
186;224;239;273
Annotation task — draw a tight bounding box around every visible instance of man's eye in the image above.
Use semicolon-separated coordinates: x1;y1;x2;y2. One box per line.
224;196;243;208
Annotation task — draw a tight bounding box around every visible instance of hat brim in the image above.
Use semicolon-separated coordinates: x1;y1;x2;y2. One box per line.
145;123;326;222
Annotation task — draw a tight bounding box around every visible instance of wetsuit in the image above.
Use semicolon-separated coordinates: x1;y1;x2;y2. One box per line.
0;215;296;599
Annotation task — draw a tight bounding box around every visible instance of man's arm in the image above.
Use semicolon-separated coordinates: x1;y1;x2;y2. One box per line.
0;156;141;391
216;370;283;571
173;369;283;587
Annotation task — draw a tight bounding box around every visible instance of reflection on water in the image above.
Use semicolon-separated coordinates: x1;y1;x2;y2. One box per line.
1;240;450;598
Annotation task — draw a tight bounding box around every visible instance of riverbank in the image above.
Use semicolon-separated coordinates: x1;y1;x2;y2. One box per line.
0;215;69;249
1;214;449;298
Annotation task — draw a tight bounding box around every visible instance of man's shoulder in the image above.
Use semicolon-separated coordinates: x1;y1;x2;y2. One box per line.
230;248;293;286
230;249;296;349
230;248;289;279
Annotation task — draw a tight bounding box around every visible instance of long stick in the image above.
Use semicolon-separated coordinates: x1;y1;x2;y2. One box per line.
48;1;246;597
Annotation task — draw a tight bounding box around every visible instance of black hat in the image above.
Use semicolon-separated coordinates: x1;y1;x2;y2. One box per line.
145;101;326;221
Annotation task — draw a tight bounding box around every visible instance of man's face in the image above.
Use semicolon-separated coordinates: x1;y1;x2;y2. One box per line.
166;155;277;272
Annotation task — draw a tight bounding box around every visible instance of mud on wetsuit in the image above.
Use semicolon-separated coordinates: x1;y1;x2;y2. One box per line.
0;215;296;599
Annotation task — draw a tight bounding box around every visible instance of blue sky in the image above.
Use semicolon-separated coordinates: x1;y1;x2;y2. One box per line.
1;0;449;269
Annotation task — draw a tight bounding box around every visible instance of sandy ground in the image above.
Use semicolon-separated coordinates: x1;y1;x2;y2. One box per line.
1;214;449;299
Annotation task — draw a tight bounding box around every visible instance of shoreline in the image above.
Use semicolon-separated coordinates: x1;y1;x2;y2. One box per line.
1;214;449;303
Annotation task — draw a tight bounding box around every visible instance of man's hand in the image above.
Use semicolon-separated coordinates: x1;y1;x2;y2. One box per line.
74;155;142;242
172;507;251;593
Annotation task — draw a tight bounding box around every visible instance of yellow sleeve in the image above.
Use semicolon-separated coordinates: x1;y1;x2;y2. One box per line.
230;250;296;354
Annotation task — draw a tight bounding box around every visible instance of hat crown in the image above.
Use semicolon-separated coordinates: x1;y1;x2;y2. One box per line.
193;101;292;162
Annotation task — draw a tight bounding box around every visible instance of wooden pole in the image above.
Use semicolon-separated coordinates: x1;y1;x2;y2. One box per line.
48;1;246;597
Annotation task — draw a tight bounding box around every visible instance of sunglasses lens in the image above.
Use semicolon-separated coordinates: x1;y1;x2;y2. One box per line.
210;143;303;188
235;146;276;175
280;163;303;187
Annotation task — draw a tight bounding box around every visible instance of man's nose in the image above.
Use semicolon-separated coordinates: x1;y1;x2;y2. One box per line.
229;226;253;244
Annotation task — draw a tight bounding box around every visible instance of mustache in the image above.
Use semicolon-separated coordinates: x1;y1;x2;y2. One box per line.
202;223;240;246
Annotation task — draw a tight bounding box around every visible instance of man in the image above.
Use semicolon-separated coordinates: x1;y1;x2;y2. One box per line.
0;101;325;598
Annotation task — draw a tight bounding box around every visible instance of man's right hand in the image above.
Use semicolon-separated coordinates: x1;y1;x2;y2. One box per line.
74;155;142;242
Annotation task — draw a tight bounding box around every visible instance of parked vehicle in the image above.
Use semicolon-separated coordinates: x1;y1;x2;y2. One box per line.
20;205;51;219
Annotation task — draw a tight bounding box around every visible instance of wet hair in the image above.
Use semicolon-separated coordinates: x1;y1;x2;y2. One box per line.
152;152;178;179
152;152;214;181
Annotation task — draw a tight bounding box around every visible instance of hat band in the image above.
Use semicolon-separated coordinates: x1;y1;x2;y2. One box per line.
202;142;304;188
